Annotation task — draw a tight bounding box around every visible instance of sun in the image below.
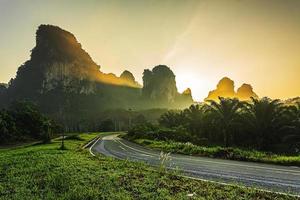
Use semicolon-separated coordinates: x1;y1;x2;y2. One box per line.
175;72;211;102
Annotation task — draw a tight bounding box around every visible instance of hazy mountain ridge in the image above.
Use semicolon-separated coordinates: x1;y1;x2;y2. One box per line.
0;25;193;115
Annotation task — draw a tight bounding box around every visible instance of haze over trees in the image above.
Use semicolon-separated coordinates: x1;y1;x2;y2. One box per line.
129;97;300;154
0;25;193;131
0;24;298;142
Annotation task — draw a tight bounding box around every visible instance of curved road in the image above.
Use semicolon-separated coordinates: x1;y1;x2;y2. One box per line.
91;134;300;195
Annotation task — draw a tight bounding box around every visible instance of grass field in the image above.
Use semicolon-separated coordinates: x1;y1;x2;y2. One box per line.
131;138;300;167
0;133;298;200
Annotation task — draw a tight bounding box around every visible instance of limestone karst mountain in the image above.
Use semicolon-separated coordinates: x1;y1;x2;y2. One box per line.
7;25;141;99
119;70;141;88
236;84;258;101
142;65;193;106
0;24;193;130
205;77;258;101
142;65;178;103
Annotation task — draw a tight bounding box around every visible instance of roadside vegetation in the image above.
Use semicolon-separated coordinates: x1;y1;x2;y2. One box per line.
125;97;300;165
0;133;297;200
133;139;300;166
0;101;61;145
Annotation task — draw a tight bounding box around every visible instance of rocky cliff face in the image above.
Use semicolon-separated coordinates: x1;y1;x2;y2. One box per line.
8;25;102;98
141;65;193;107
3;24;193;120
8;25;142;98
142;65;178;103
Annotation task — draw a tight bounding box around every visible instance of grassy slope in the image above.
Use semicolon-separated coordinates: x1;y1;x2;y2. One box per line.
0;133;297;200
131;139;300;167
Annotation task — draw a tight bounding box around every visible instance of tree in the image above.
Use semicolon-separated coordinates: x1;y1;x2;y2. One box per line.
208;97;242;147
159;111;185;128
132;114;147;125
281;102;300;152
242;97;286;150
183;104;208;137
99;119;114;132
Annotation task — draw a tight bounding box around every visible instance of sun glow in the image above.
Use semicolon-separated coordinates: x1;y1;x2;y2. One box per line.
175;72;212;102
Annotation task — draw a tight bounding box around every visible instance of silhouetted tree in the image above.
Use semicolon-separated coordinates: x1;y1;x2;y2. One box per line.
207;97;242;147
242;97;285;150
183;104;208;137
159;111;185;128
99;119;114;132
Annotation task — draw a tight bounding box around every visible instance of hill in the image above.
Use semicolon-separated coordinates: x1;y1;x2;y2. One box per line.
0;25;193;130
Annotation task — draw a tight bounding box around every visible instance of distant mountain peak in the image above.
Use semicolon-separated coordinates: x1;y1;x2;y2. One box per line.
9;24;145;97
205;77;258;101
119;70;141;87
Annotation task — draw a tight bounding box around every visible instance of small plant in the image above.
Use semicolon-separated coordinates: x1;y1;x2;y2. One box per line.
159;151;171;172
59;143;67;150
59;134;67;150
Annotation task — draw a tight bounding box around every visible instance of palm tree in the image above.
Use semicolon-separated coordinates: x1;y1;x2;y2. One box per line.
208;97;242;147
159;111;185;128
183;104;208;137
282;102;300;152
242;97;285;150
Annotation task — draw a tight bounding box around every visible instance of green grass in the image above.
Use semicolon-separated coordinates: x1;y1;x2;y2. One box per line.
133;139;300;167
0;133;297;200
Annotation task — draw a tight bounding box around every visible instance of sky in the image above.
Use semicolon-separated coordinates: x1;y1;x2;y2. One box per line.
0;0;299;101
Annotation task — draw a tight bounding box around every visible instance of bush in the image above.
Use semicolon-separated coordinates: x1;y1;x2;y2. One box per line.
126;123;195;143
0;101;57;144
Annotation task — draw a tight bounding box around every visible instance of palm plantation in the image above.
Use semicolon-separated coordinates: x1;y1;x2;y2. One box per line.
135;97;300;154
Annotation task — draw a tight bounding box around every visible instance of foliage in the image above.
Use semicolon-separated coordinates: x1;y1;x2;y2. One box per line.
126;124;195;143
130;97;300;154
134;139;300;166
98;119;115;132
0;133;296;199
0;101;58;144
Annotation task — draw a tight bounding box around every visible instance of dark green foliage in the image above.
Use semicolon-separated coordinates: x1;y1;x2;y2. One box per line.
208;98;242;147
130;97;300;154
98;119;115;132
159;111;186;128
126;124;195;143
134;139;300;166
132;114;148;125
241;97;287;150
0;101;57;144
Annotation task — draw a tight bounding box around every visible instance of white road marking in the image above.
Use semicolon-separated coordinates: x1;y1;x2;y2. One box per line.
115;136;300;175
91;134;300;196
89;137;101;156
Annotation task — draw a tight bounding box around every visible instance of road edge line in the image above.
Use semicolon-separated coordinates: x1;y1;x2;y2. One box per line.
83;137;98;149
178;174;300;198
89;137;101;156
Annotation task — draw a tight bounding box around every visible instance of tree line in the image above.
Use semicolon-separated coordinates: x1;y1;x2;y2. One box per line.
129;97;300;154
0;101;61;144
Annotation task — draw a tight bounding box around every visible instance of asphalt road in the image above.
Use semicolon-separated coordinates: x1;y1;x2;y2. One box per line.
91;134;300;195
